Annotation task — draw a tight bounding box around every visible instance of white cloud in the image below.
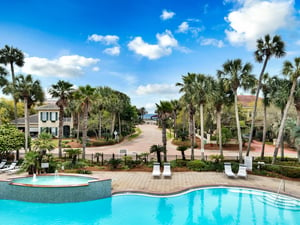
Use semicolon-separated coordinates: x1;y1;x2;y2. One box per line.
128;30;178;60
225;0;295;49
92;66;100;71
22;55;100;78
201;38;225;48
178;22;189;33
296;40;300;45
136;84;179;95
177;21;203;36
103;46;120;56
88;34;119;45
160;9;175;20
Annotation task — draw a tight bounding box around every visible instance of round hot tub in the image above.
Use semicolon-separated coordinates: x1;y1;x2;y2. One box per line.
11;174;96;187
0;174;112;203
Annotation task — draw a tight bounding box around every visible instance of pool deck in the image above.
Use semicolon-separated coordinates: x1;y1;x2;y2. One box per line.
2;171;300;199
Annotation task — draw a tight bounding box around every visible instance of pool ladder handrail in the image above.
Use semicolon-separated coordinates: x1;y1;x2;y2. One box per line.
275;179;285;201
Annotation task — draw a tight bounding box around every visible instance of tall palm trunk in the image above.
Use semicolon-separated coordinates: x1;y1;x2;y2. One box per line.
10;62;18;126
24;96;28;154
234;92;243;162
98;111;102;139
111;113;116;136
216;109;223;157
200;104;205;160
189;107;195;160
118;113;121;136
261;105;267;159
82;103;88;160
173;114;177;139
162;119;167;162
76;113;80;141
272;80;297;164
296;108;300;162
246;56;270;156
58;106;64;158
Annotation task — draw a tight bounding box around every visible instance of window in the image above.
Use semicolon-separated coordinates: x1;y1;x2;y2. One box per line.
50;112;58;122
51;127;58;136
41;112;48;122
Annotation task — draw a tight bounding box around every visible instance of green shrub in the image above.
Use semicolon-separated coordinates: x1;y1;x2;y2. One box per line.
171;159;188;167
108;158;122;169
63;161;87;169
209;154;224;163
122;156;136;168
76;169;92;174
264;164;300;178
187;160;206;171
210;136;217;141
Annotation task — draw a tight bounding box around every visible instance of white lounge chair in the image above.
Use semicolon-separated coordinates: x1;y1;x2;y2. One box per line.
237;164;248;179
162;163;172;178
152;162;161;178
224;162;236;178
0;161;18;173
0;160;7;169
6;167;21;175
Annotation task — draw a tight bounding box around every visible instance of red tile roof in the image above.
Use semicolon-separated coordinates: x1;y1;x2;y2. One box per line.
237;95;262;107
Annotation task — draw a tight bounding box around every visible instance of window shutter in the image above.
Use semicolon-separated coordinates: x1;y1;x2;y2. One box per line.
56;112;58;121
46;112;48;121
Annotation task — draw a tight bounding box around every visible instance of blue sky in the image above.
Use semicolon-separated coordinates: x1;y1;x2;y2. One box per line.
0;0;300;113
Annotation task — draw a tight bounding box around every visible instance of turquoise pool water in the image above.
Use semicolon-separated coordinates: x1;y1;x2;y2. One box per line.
0;187;299;225
11;175;96;186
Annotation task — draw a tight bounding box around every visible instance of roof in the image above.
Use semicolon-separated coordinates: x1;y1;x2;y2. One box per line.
35;103;59;110
11;114;38;125
237;95;262;107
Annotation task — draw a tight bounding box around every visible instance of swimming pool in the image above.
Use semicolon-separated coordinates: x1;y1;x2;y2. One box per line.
0;187;299;225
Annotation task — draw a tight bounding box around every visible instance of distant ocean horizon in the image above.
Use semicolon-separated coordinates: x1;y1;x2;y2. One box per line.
143;114;157;120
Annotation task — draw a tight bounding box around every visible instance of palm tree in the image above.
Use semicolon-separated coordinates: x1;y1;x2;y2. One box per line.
294;80;300;161
176;73;197;160
150;144;164;165
293;126;300;162
0;66;8;88
260;73;273;159
209;77;233;157
272;57;300;164
139;107;147;121
171;100;181;139
0;45;25;124
73;85;96;159
194;74;212;160
217;59;256;162
270;77;290;160
94;86;110;139
247;35;285;156
15;74;44;155
66;97;82;141
49;80;74;158
156;101;172;162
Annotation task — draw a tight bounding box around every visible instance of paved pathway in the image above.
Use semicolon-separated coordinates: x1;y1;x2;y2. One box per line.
84;124;297;159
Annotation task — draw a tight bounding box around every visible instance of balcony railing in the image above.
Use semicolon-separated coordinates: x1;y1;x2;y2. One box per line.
63;117;72;122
